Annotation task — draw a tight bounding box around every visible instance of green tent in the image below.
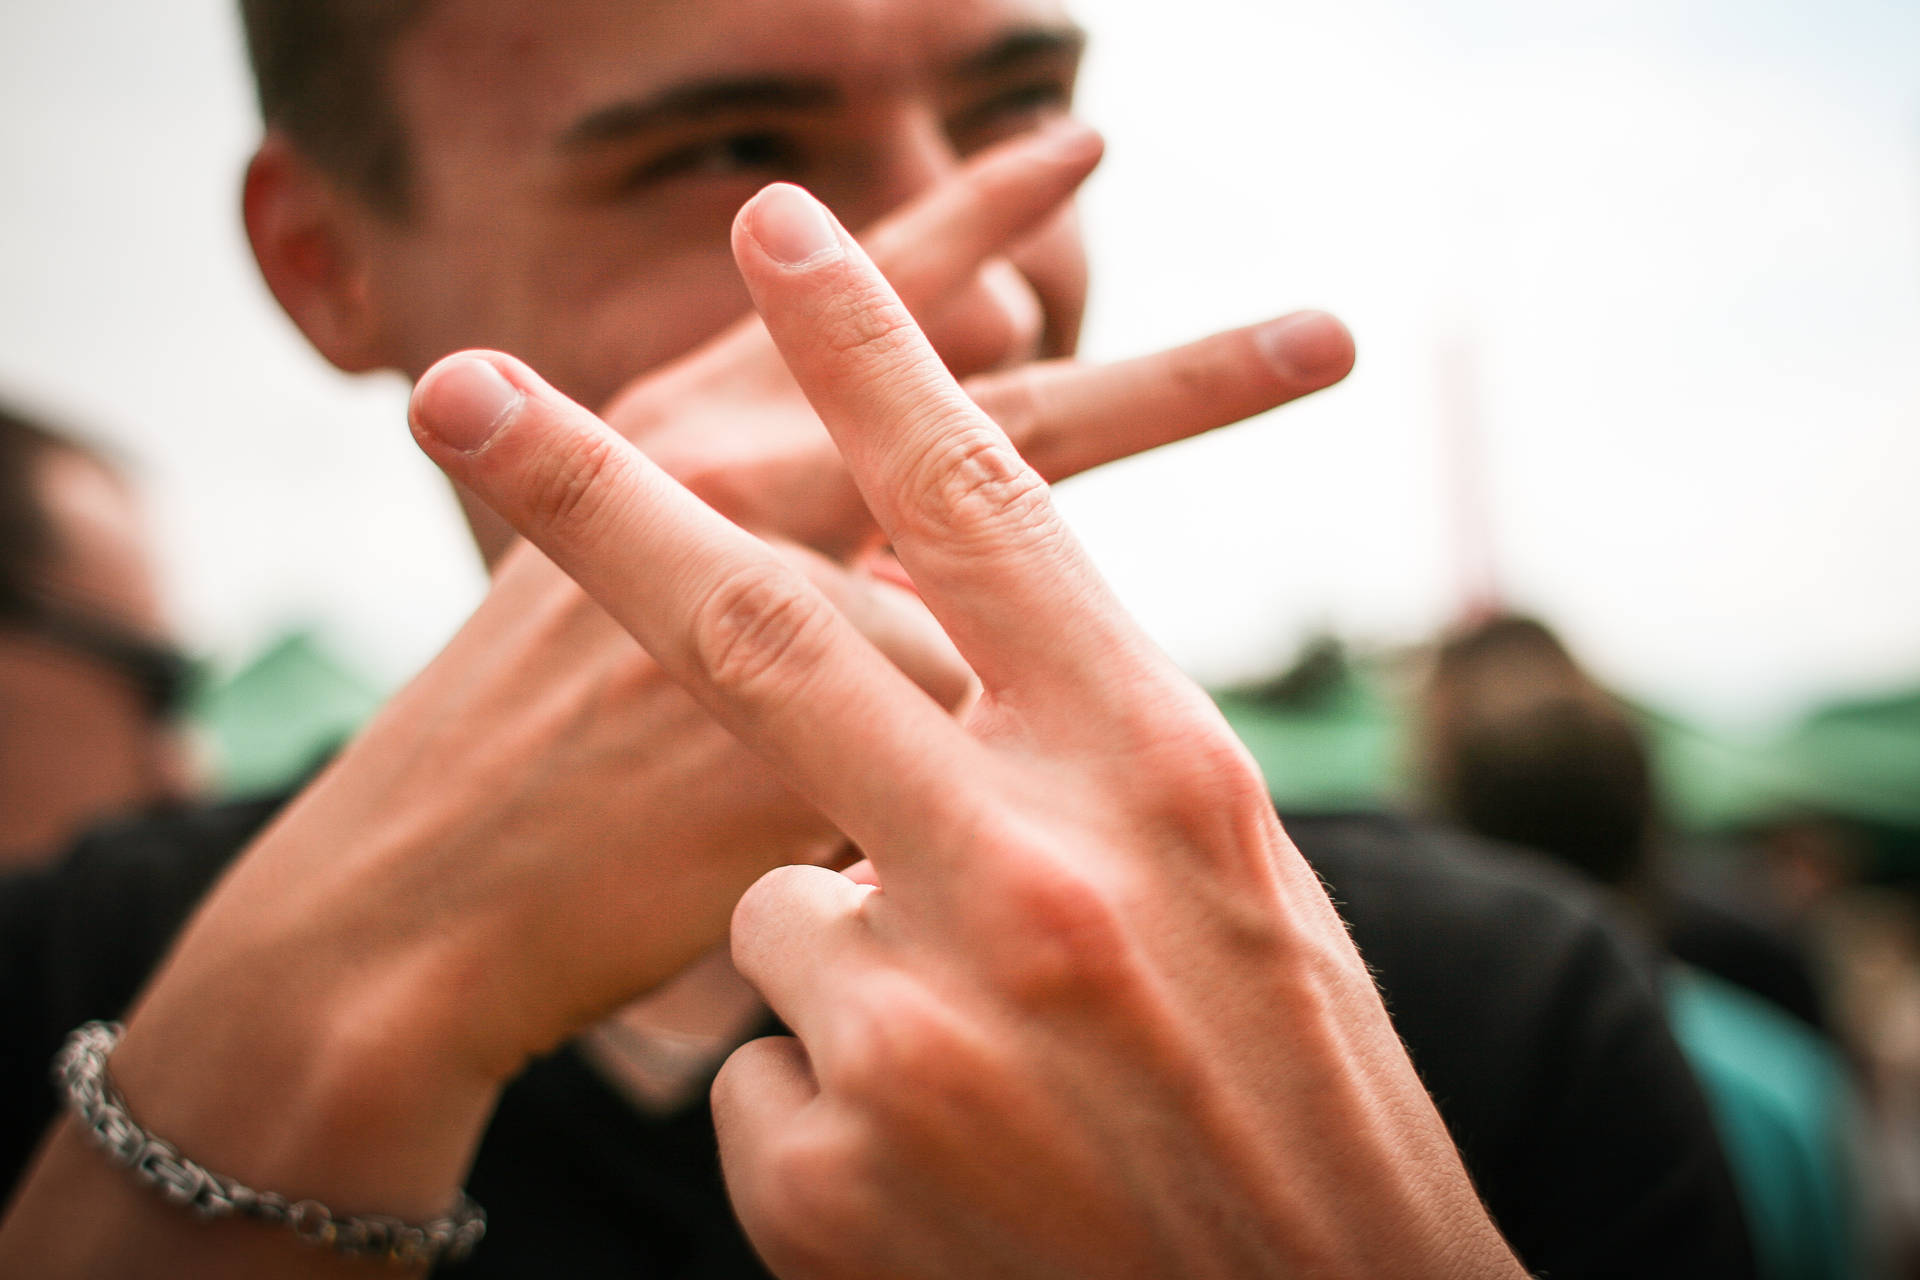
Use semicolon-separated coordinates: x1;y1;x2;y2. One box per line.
1210;638;1409;813
189;629;384;796
1215;639;1920;874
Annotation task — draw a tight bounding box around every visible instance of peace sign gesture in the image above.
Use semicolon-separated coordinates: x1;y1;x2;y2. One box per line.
412;184;1521;1279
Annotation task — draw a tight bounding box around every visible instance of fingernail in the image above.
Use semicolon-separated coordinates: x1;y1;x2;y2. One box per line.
751;184;843;268
1252;311;1354;383
1037;116;1101;160
415;355;524;454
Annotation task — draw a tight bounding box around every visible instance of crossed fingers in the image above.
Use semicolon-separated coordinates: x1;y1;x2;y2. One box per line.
604;121;1352;561
411;181;1316;890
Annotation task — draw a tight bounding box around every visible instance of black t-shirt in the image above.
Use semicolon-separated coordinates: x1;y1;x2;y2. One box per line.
0;801;1755;1278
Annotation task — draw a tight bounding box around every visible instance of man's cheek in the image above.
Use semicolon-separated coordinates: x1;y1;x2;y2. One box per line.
565;250;753;409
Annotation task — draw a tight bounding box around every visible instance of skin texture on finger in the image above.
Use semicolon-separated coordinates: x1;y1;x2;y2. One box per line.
411;350;986;883
730;183;1173;727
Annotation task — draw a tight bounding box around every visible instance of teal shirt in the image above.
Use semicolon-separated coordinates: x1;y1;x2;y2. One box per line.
1666;966;1858;1280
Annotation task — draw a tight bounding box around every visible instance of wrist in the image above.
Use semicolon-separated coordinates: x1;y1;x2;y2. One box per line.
53;1022;487;1266
105;885;508;1224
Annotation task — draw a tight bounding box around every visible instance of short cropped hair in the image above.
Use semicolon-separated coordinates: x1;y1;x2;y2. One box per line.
1423;615;1655;887
1445;695;1653;887
237;0;432;216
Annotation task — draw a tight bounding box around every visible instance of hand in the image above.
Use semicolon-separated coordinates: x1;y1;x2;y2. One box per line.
132;121;1165;1090
258;122;1352;1072
415;185;1517;1278
0;128;1103;1279
0;134;1355;1275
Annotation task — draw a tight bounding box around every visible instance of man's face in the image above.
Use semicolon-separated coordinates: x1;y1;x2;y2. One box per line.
357;0;1088;410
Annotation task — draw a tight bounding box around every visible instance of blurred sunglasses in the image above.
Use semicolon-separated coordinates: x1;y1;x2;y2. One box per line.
0;586;198;719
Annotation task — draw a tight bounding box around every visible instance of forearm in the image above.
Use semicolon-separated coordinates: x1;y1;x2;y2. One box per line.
0;814;502;1277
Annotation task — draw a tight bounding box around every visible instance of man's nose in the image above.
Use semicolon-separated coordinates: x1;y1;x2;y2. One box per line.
855;114;1048;380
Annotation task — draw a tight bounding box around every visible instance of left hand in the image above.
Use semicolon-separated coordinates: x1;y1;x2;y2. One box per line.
597;121;1352;560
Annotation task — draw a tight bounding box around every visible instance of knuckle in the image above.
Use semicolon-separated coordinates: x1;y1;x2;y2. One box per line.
1154;726;1273;814
899;424;1053;549
831;976;974;1108
819;278;922;362
969;261;1045;371
1131;723;1285;861
689;562;833;695
518;428;632;536
991;851;1143;1005
1171;335;1250;403
1108;688;1272;812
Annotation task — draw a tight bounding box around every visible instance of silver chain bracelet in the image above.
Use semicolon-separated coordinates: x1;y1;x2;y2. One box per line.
53;1021;486;1268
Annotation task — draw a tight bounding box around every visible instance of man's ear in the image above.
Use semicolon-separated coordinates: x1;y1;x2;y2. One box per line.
243;132;390;374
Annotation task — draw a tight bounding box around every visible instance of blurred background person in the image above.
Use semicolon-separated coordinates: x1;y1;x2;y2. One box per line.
0;401;197;867
1418;612;1867;1280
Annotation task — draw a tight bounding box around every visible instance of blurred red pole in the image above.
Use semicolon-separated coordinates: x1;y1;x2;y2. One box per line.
1437;328;1502;623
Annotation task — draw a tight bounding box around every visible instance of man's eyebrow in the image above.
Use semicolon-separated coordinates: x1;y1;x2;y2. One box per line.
952;23;1088;79
556;24;1087;151
560;78;839;150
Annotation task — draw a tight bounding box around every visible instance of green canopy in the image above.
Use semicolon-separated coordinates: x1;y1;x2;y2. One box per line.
1645;686;1920;842
189;628;384;796
1210;638;1409;813
1214;640;1920;869
184;624;1919;870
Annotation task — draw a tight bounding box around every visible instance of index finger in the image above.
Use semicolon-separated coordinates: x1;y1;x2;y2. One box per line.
410;350;989;888
732;183;1172;722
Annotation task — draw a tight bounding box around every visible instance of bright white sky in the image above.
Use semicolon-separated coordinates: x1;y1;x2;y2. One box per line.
2;0;1916;728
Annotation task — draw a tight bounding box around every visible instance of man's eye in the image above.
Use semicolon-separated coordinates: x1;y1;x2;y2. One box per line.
626;133;803;188
950;82;1075;154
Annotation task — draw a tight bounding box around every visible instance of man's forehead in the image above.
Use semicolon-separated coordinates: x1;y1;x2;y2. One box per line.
397;0;1076;138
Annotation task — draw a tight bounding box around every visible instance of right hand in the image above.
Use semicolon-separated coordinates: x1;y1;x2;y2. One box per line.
414;183;1510;1280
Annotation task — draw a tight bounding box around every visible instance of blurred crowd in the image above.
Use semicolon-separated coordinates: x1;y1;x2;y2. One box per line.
1223;611;1920;1278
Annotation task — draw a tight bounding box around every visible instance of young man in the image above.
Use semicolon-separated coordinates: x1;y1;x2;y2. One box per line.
0;1;1755;1274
